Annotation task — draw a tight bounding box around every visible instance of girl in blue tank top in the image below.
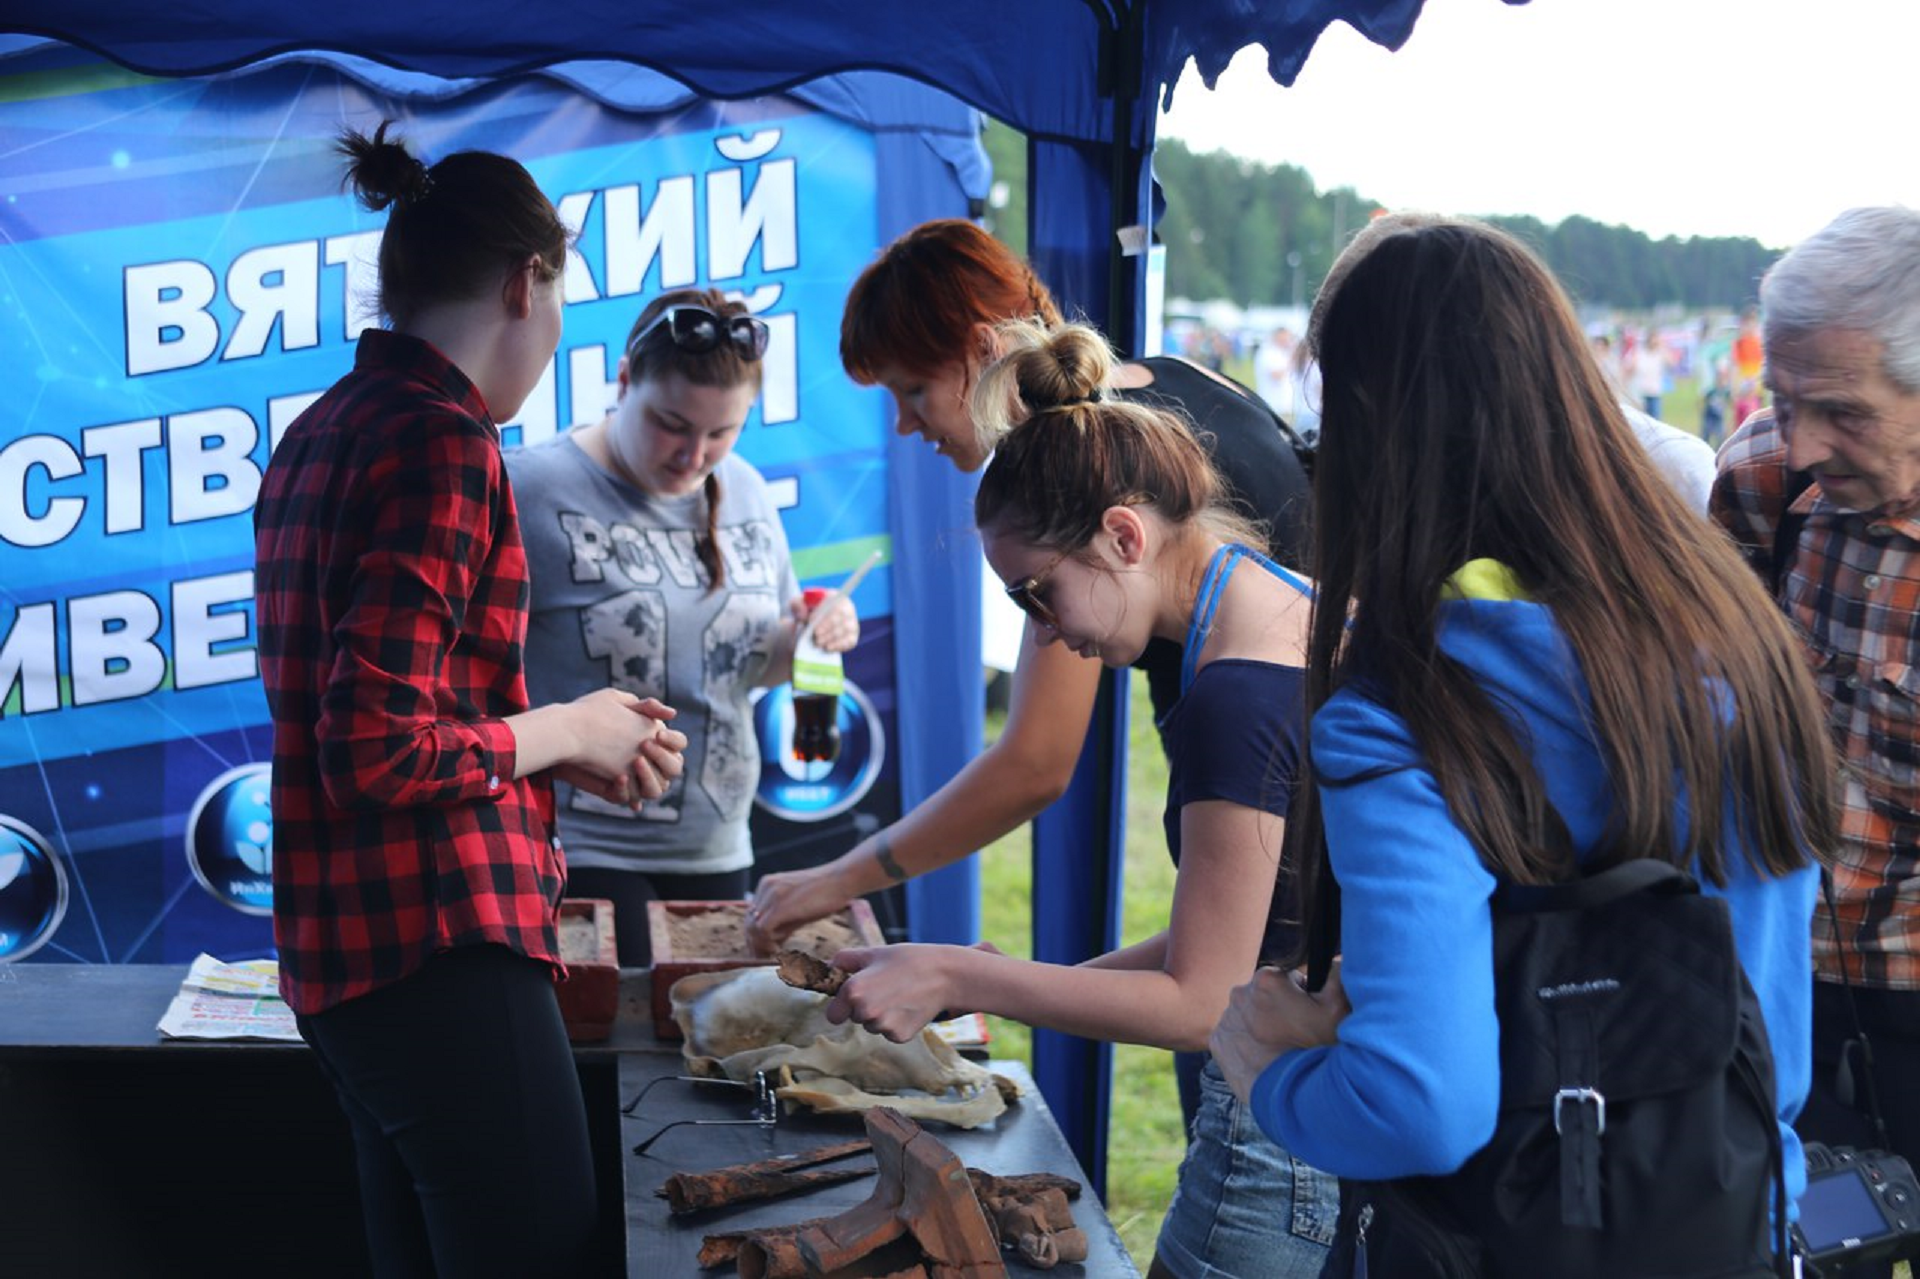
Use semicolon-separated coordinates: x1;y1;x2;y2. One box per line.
820;319;1336;1279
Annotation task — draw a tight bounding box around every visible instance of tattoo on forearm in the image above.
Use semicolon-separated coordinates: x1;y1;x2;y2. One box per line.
874;835;907;882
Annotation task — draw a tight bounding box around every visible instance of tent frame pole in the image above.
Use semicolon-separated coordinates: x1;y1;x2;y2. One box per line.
1028;0;1149;1206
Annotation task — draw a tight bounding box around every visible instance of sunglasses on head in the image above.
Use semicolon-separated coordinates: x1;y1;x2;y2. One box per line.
632;305;770;361
1005;546;1071;632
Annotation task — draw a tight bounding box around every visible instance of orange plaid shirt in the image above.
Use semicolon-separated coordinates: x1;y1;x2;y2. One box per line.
1713;410;1920;989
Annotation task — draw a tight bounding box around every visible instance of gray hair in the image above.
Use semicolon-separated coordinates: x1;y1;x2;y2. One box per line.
1761;206;1920;392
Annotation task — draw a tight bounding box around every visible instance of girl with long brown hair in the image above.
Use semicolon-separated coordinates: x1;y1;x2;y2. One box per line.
1209;215;1836;1265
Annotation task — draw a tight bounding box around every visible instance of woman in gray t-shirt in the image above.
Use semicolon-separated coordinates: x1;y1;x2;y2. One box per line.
507;288;857;965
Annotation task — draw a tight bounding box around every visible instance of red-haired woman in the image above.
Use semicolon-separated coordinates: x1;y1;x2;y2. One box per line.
746;220;1325;1278
747;219;1309;947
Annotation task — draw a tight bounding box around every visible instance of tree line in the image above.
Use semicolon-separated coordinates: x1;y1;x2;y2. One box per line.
980;125;1779;314
1153;139;1779;313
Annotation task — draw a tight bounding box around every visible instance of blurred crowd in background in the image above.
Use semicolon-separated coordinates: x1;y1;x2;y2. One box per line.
1165;301;1770;448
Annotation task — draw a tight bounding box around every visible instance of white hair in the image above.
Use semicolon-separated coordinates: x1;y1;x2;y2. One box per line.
1761;206;1920;392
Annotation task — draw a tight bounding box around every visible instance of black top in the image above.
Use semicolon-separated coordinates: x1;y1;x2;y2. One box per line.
1158;658;1308;964
1120;356;1312;569
1119;356;1314;726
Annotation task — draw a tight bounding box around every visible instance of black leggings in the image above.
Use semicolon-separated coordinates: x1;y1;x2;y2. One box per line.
297;945;596;1279
565;864;751;967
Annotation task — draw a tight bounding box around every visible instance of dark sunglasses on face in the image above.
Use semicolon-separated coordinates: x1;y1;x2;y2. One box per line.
632;305;770;361
1005;546;1071;631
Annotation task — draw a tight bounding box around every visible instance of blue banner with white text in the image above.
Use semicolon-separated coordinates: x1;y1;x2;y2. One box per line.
0;57;949;963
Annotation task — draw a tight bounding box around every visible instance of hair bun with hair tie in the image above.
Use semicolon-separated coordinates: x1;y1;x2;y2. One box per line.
1031;393;1101;416
1035;391;1102;412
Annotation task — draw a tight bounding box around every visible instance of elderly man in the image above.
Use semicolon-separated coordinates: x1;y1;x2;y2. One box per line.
1712;206;1920;1201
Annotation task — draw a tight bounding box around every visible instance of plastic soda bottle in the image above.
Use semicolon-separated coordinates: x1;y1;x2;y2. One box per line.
790;586;842;763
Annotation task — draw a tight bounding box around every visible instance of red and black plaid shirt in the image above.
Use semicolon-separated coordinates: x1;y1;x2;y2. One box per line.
255;329;564;1015
1714;409;1920;990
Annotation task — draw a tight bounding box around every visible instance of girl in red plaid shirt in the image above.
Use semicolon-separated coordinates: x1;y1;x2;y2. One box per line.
254;122;685;1277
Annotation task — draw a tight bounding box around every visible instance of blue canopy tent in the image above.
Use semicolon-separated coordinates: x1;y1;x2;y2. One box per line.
0;0;1493;1194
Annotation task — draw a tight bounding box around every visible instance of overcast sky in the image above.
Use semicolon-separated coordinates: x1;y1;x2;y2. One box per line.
1156;0;1920;249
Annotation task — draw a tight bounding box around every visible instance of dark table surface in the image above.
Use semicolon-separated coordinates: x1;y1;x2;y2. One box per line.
619;1052;1137;1277
0;960;667;1058
0;964;1141;1277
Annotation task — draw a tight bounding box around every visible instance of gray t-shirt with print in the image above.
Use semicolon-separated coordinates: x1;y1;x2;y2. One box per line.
507;435;799;874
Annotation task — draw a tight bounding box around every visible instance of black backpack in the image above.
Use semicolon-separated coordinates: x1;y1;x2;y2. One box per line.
1310;858;1791;1278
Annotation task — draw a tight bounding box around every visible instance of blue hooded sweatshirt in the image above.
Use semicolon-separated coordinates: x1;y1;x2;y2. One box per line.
1248;565;1815;1206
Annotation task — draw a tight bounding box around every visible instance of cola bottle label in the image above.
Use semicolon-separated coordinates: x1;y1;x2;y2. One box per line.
791;645;844;698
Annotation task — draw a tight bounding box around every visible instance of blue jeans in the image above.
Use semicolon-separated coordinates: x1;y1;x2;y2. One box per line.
1154;1059;1338;1278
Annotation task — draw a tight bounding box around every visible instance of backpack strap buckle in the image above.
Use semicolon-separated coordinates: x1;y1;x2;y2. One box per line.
1553;1087;1606;1136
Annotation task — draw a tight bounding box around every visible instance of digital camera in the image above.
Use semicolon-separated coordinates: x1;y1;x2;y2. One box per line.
1793;1142;1920;1275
